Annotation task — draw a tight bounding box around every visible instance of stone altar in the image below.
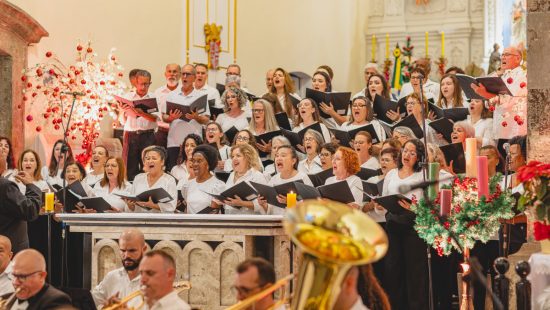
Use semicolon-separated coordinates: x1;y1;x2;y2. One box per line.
57;213;293;310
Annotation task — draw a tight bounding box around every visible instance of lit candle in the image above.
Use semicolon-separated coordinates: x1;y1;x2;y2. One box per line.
45;191;54;213
287;191;297;208
441;31;445;58
440;189;452;217
465;138;478;178
427;162;440;201
425;32;429;58
371;34;376;62
477;156;489;199
385;33;390;59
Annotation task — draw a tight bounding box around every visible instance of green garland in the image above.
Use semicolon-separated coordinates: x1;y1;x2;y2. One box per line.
411;174;515;256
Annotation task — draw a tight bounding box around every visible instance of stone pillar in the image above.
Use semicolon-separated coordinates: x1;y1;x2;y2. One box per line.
526;0;550;161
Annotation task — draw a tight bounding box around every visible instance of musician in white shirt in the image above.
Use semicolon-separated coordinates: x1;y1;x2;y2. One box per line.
92;229;146;309
120;70;158;181
163;64;210;171
153;64;181;148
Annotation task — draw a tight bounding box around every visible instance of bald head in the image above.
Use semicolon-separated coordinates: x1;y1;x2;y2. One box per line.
120;229;145;246
0;236;11;253
0;236;12;273
13;249;45;272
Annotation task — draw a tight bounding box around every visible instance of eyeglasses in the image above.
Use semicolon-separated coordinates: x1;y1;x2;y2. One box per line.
303;137;315;142
11;270;43;282
236;136;250;142
227;95;237;99
380;157;394;163
410;76;422;80
206;127;219;132
502;53;521;58
405;101;417;106
319;152;332;158
352;104;367;108
182;72;195;77
297;102;312;108
230;285;261;295
402;149;417;157
252;109;264;113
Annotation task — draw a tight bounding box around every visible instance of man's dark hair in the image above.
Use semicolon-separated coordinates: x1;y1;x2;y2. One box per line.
509;135;527;159
195;63;208;70
135;69;152;80
129;69;142;79
144;250;175;270
445;66;465;75
236;257;275;286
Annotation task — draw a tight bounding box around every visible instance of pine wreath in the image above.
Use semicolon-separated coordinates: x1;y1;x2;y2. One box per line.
411;174;515;256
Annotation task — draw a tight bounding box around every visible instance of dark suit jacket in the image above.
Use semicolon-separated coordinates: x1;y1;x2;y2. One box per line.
27;283;72;310
0;177;41;253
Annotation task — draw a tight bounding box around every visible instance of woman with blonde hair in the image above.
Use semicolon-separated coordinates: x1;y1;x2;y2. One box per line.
219;144;268;214
248;99;281;155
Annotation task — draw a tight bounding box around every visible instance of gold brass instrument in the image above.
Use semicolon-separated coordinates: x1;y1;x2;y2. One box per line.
225;274;293;310
0;288;22;310
284;199;388;310
102;281;191;310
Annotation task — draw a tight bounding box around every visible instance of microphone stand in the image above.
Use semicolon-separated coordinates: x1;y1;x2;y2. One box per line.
418;76;434;310
502;149;511;258
59;92;79;287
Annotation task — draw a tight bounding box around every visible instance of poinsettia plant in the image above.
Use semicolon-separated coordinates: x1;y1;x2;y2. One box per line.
517;160;550;240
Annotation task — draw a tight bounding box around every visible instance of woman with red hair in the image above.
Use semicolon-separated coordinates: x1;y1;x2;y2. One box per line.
324;146;363;208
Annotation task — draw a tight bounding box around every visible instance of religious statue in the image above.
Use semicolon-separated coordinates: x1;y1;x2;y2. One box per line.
204;23;222;69
488;43;501;75
511;0;527;47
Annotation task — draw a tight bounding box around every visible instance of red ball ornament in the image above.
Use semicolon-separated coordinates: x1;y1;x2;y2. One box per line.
110;81;116;85
87;47;93;53
54;124;60;130
26;82;32;88
514;115;520;121
118;72;123;77
489;105;495;112
35;126;42;132
31;92;37;98
36;69;43;76
43;113;49;119
26;115;33;122
49;69;55;75
76;45;83;51
17;105;21;109
507;77;513;84
99;81;105;86
45;51;52;58
23;96;28;101
81;79;86;85
43;90;49;95
520;82;526;88
111;55;116;61
501;121;508;127
54;87;60;92
71;136;76;140
36;85;42;90
99;113;103;118
86;89;91;93
21;75;27;82
69;79;75;84
518;120;524;126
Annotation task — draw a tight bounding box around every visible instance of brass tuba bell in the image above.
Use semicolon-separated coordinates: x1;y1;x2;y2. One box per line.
284;199;388;310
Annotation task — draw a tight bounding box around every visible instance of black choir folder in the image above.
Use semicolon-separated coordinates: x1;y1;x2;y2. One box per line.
52;181;87;213
373;95;406;124
439;142;466;174
379;114;424;139
330;123;381;148
294;180;355;204
224;126;239;144
373;194;413;215
428;103;469;122
356;168;380;180
115;188;173;203
166;94;208;121
76;197;113;213
305;88;351;118
254;130;282;157
114;96;159;114
456;74;513;98
203;181;258;202
307;169;334;188
361;180;384;202
250;181;302;209
275;113;292;131
281;122;323;147
428;118;454;143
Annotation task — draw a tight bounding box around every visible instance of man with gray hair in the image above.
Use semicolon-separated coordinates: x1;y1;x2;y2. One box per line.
121;69;159;181
163;64;211;170
92;229;147;309
154;64;181;148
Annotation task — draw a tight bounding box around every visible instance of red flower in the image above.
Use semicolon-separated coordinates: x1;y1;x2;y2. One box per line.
533;222;550;241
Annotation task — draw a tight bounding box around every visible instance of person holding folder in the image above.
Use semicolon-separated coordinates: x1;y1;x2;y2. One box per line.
182;145;225;214
311;71;345;128
257;146;313;215
354;131;380;170
436;74;466;109
339;97;386;146
163;64;210;171
216;87;251;132
269;68;300;121
247;99;281;155
219;144;267;215
92;157;131;212
376;139;428;310
125;147;177;213
293;98;332;143
405;93;447;146
324;147;364;209
467;98;495;147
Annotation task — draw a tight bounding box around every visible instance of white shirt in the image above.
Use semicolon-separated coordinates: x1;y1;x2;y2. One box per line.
298;157;323;175
182;176;225;214
92;181;132;211
130;173;178;213
492;66;527;139
10;300;28;310
16;179;48;194
41;166;63;187
123;91;158;132
83;172;103;188
165;89;210;148
224;169;267;215
146;290;191;310
195;83;222;108
469;116;495;146
154;84;178;130
353;87;368;100
170;163;190;181
264;171;313;215
361;157;380;170
0;262;14;296
92;267;141;309
325;175;364;206
376;168;424;217
399;79;440;100
216;112;250;133
339;120;386;144
349;297;370;310
366;176;386;222
293;122;332;143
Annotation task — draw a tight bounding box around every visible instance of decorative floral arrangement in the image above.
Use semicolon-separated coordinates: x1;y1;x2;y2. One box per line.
517;161;550;241
400;36;414;83
383;58;392;83
435;56;447;78
412;174;515;256
22;41;127;165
